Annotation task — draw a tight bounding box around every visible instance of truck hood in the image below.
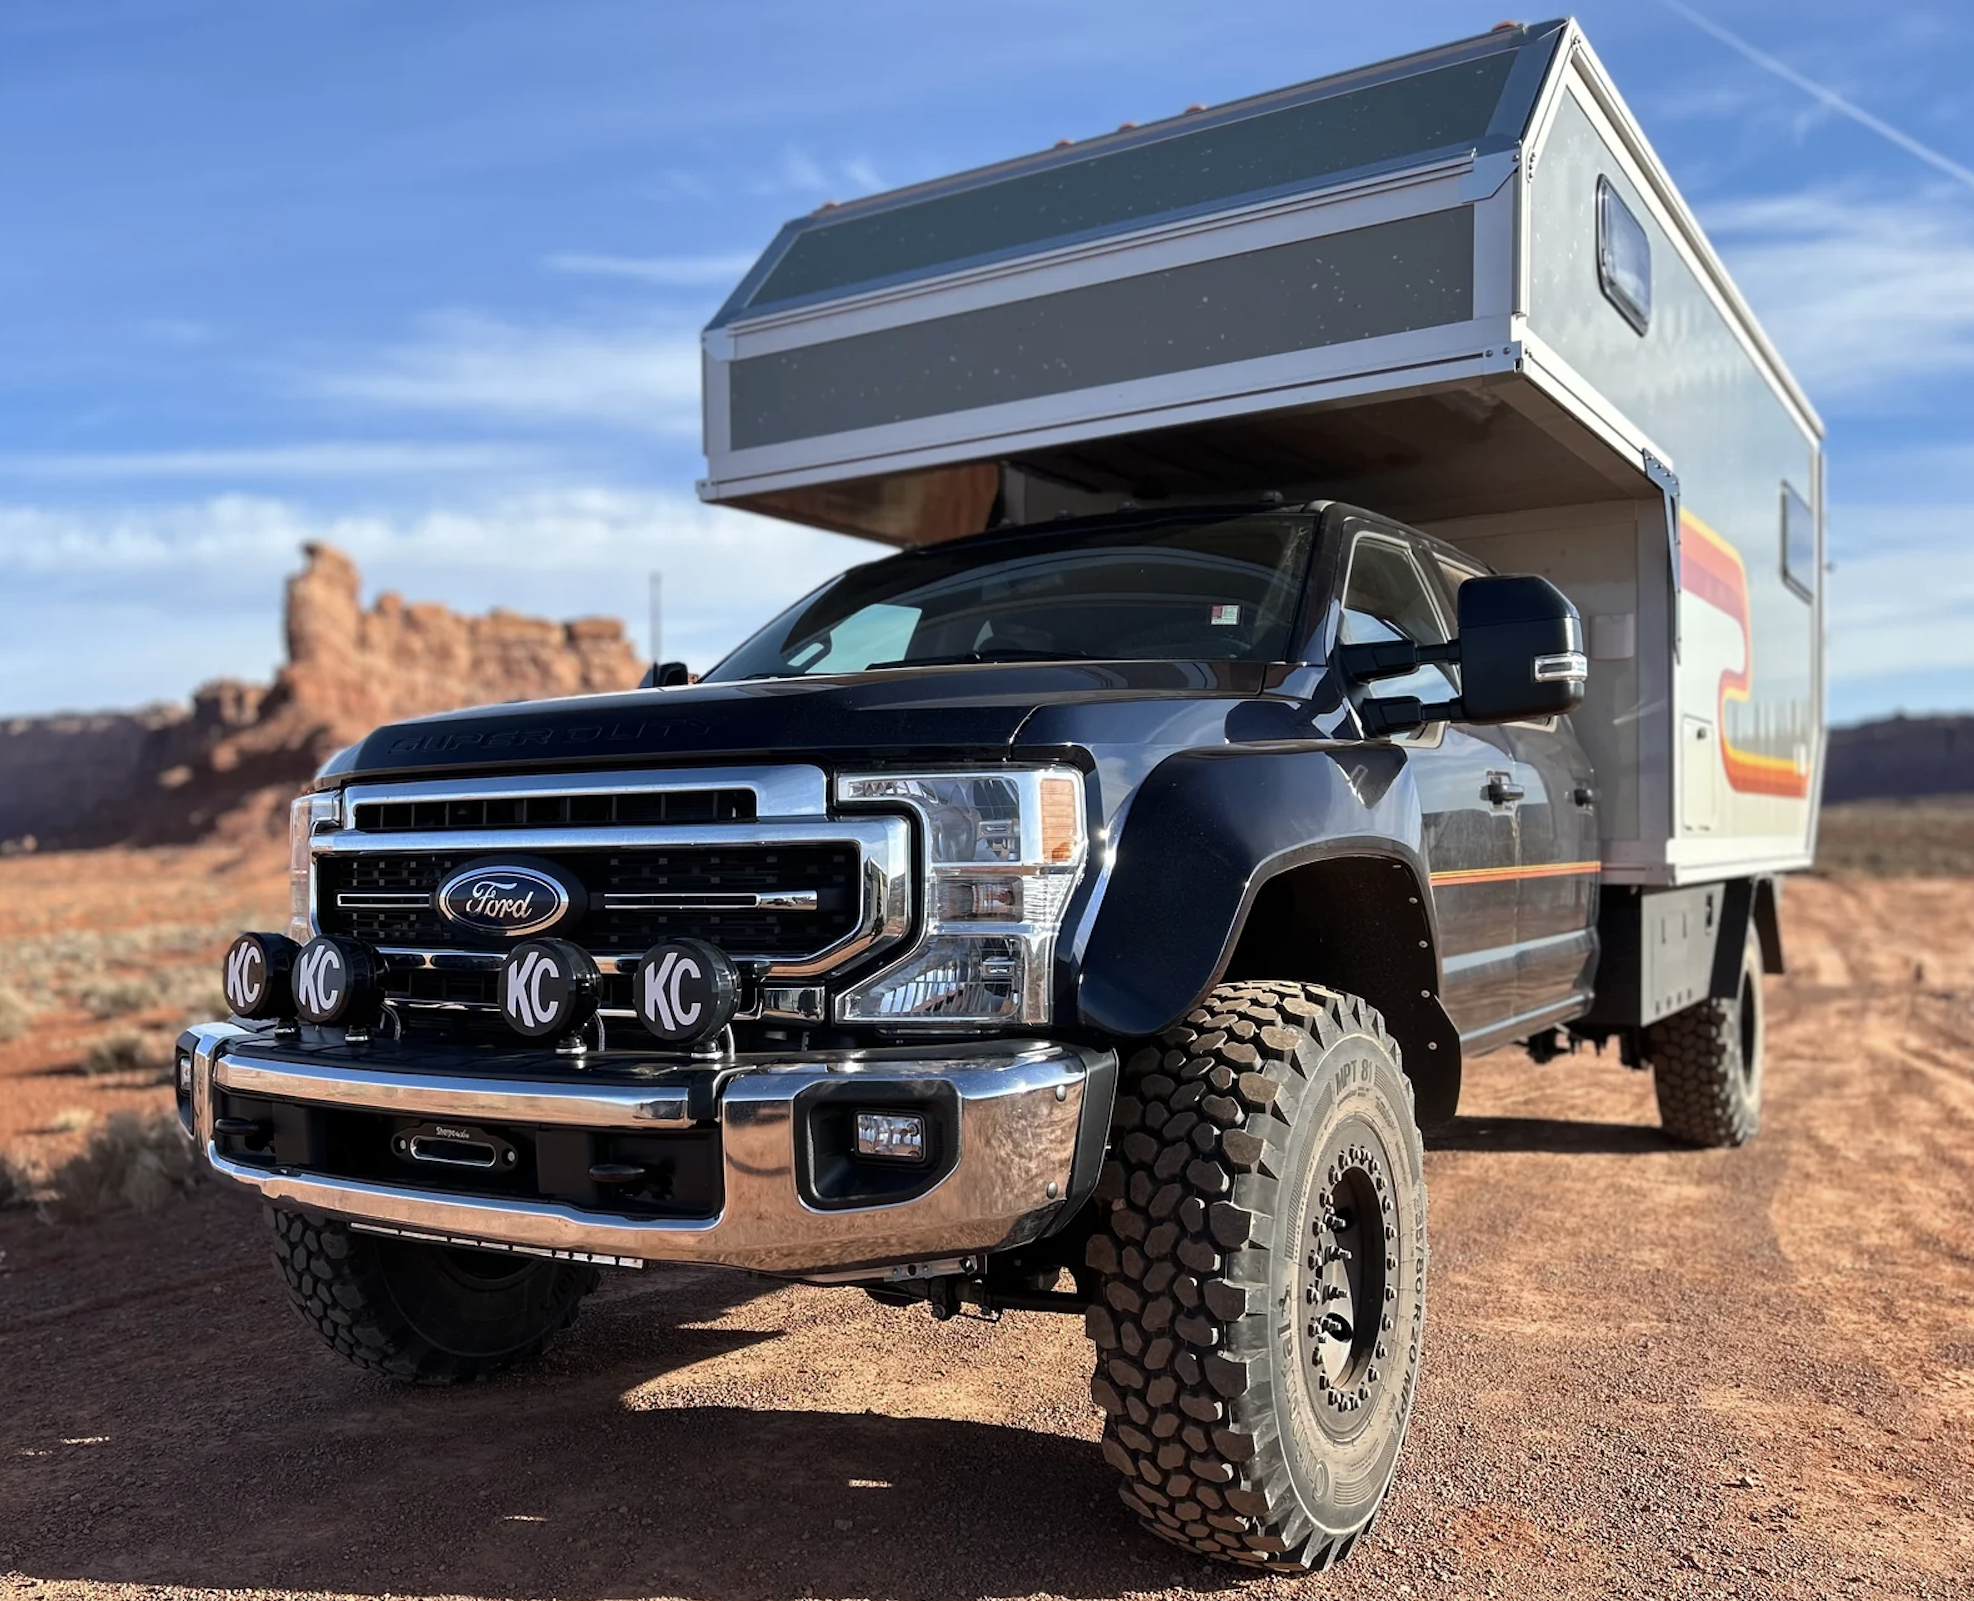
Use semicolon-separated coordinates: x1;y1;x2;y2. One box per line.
342;660;1280;780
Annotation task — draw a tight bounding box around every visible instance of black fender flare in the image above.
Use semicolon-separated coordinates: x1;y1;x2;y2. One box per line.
1073;743;1463;1127
1709;874;1786;996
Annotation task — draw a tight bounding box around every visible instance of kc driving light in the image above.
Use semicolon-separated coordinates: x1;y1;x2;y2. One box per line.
834;767;1088;1027
854;1111;927;1163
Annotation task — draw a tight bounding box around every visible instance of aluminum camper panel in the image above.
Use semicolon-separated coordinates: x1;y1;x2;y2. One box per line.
1421;498;1671;870
1525;77;1822;881
710;22;1563;325
727;207;1477;452
702;164;1520;509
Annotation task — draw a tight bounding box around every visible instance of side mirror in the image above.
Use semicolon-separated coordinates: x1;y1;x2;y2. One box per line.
1342;574;1585;735
638;660;693;688
1452;575;1586;723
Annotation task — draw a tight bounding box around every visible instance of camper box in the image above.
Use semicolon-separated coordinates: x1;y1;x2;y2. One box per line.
697;16;1826;889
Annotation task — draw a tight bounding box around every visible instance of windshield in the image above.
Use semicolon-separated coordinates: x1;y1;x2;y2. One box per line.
704;511;1315;681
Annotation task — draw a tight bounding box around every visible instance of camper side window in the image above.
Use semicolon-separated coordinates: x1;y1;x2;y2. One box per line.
1596;177;1651;336
1781;482;1815;601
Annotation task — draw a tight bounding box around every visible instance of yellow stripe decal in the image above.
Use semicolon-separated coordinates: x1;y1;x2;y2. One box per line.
1428;861;1602;886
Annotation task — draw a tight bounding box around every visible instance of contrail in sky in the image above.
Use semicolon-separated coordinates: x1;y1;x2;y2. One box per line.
1657;0;1974;194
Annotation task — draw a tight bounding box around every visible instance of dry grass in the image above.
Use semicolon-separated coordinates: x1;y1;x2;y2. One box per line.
0;1144;37;1210
47;1106;95;1133
80;975;164;1020
39;1107;200;1222
158;964;232;1025
0;921;243;1012
0;983;33;1042
80;1028;175;1079
1815;799;1974;876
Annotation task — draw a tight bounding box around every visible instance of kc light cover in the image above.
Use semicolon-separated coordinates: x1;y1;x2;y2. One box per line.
834;767;1088;1027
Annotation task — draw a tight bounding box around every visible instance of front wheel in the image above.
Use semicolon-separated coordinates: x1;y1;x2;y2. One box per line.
1085;982;1428;1571
269;1208;599;1384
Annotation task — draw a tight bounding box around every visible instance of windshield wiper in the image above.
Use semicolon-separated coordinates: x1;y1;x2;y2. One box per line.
864;647;1097;670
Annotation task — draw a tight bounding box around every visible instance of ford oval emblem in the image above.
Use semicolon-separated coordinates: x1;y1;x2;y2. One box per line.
435;861;578;938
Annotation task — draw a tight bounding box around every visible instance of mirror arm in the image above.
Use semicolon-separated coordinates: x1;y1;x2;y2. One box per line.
1358;695;1466;738
1337;636;1462;685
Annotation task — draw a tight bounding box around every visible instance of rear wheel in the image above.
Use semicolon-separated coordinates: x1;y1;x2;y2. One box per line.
1084;982;1428;1571
1645;928;1765;1147
269;1207;599;1384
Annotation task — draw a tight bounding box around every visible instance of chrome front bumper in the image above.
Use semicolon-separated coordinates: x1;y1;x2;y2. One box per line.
177;1023;1113;1277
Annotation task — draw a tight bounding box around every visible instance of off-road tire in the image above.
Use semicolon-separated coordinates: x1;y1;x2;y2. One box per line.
1645;928;1765;1147
1085;982;1428;1571
268;1207;599;1384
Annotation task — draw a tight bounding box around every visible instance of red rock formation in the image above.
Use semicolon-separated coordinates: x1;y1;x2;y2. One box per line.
0;544;645;849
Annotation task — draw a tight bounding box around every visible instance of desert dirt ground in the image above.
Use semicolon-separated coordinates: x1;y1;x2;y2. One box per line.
1;849;1971;1601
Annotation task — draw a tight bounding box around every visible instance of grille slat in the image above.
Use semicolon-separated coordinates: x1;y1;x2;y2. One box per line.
317;844;858;959
353;788;755;833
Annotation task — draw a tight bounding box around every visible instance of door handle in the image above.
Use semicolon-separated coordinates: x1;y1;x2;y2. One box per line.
1483;772;1525;806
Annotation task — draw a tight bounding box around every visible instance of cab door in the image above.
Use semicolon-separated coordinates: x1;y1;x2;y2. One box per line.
1421;541;1600;1027
1504;720;1599;1018
1337;524;1523;1044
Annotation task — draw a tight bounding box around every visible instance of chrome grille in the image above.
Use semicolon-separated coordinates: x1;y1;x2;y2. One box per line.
317;845;857;958
309;769;914;1003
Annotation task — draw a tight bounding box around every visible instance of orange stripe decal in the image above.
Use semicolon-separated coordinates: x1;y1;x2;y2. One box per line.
1429;861;1602;886
1679;513;1810;799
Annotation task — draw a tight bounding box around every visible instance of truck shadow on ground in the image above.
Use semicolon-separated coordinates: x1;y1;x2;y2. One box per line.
1;1199;1247;1601
1425;1114;1671;1154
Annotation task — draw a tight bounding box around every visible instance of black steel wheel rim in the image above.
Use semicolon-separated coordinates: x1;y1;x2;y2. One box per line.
1297;1119;1398;1436
433;1244;538;1289
1738;974;1759;1088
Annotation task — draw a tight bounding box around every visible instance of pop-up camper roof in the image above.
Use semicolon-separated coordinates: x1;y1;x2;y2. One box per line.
697;16;1820;550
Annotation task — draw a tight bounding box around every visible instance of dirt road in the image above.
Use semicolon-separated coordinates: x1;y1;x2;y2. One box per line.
2;870;1971;1600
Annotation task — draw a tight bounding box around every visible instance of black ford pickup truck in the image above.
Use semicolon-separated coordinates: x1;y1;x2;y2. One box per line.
182;499;1770;1571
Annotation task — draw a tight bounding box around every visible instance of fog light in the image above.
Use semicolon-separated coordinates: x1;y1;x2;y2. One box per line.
175;1053;193;1095
855;1111;927;1163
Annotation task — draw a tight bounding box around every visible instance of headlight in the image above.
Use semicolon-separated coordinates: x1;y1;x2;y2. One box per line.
287;790;344;945
834;767;1087;1027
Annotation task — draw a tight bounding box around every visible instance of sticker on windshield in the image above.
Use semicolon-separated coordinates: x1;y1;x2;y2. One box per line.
1209;604;1240;626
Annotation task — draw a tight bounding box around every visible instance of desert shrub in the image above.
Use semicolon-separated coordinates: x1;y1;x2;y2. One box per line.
81;975;163;1020
41;1108;199;1222
158;963;231;1023
1;921;248;1015
81;1028;174;1078
0;1145;38;1210
0;984;33;1043
48;1106;94;1134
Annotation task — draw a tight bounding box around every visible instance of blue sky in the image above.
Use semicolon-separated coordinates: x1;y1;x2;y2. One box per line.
2;0;1971;724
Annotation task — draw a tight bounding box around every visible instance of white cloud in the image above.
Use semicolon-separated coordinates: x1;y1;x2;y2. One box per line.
1824;498;1974;688
305;311;703;435
1658;0;1974;196
747;147;888;200
0;442;548;482
0;487;865;716
543;251;759;288
1706;187;1974;399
